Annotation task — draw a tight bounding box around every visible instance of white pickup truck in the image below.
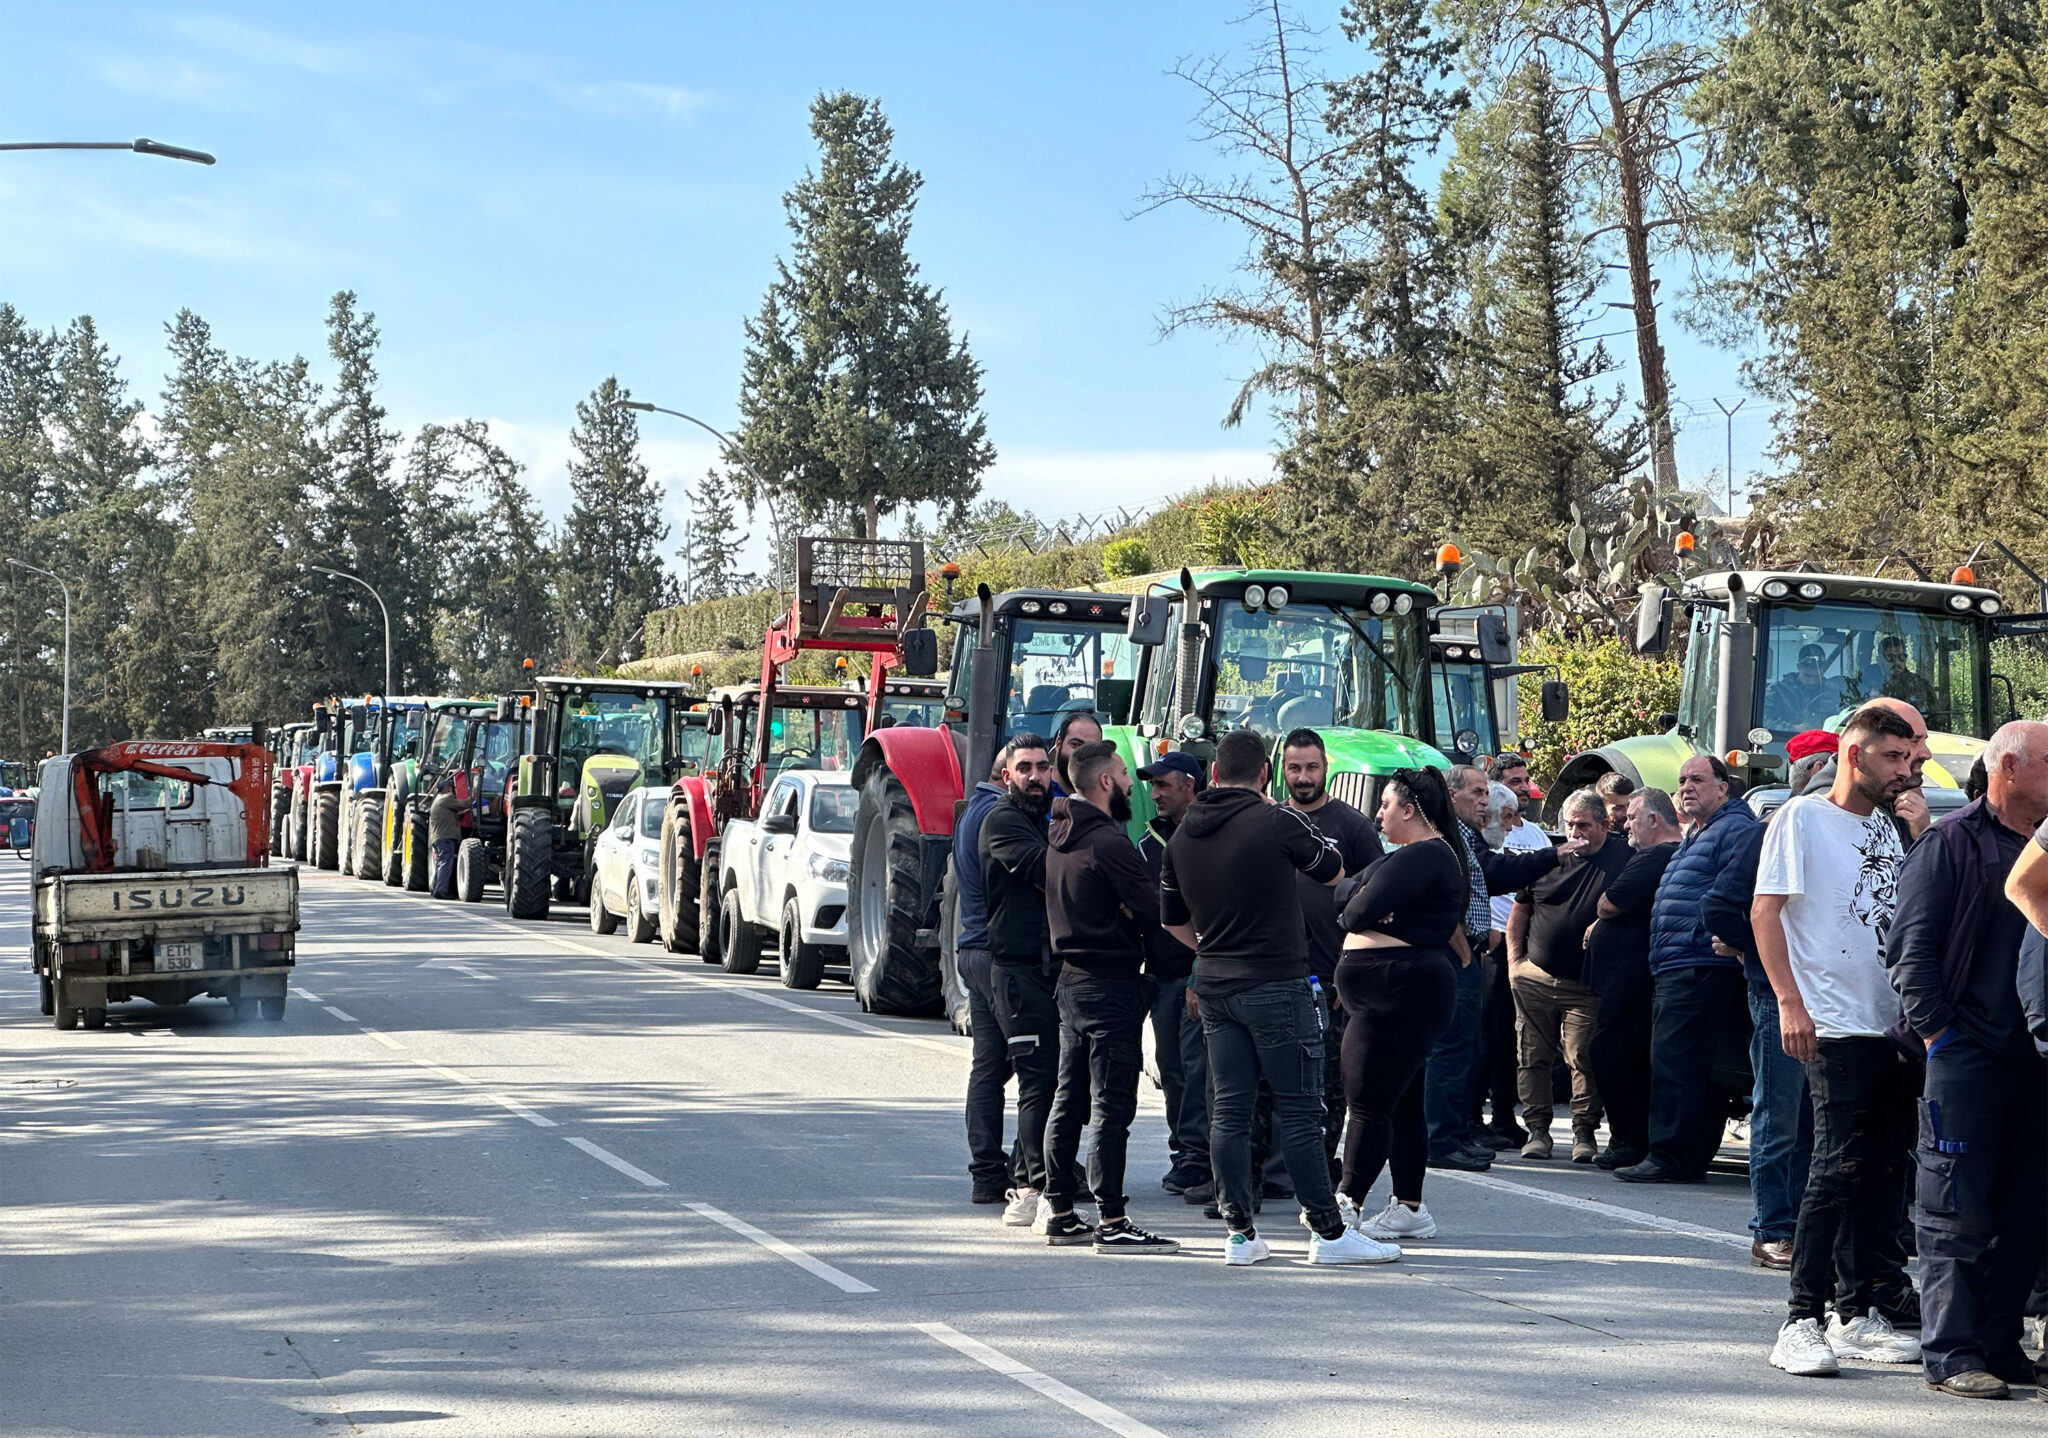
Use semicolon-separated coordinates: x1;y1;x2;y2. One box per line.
31;743;298;1030
715;770;856;989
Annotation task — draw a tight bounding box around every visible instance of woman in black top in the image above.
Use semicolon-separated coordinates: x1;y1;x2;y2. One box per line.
1333;767;1471;1247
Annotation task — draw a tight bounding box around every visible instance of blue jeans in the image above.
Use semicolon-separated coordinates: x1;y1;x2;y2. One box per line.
1148;975;1210;1181
1201;978;1341;1237
1747;975;1813;1242
1424;948;1485;1155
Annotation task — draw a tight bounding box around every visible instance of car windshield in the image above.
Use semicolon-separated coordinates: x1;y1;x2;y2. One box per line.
1214;598;1429;742
810;785;859;833
1758;601;1984;739
1006;620;1139;738
559;691;667;795
1431;660;1496;755
638;792;668;839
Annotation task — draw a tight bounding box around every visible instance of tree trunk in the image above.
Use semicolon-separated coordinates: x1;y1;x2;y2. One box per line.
863;493;879;540
1605;56;1679;494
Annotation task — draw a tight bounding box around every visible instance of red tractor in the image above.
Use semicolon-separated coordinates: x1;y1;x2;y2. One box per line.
656;537;938;958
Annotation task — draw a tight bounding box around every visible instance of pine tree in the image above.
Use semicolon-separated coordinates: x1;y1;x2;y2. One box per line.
737;91;994;539
0;306;59;753
556;378;667;669
685;467;748;602
431;420;559;692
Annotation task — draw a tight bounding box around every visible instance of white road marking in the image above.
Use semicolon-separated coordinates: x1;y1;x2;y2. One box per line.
417;959;497;981
914;1323;1167;1437
685;1202;877;1294
290;986;323;1003
563;1136;667;1188
412;1057;558;1127
1431;1170;1753;1251
322;1005;357;1023
359;1027;404;1051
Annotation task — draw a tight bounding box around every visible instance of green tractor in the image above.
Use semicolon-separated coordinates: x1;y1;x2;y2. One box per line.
384;699;499;890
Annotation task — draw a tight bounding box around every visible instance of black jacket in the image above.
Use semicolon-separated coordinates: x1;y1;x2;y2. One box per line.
1137;816;1196;982
1160;786;1341;991
1887;797;2032;1057
978;793;1050;966
1047;796;1155;982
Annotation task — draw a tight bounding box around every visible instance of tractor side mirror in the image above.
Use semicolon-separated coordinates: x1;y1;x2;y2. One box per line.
1126;592;1171;647
1476;614;1513;666
313;709;331;738
1633;585;1674;655
1540;681;1570;725
899;626;939;678
707;709;724;737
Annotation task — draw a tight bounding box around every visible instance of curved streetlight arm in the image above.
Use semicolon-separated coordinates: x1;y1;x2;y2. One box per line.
0;138;216;164
8;557;72;754
621;400;788;596
305;564;392;700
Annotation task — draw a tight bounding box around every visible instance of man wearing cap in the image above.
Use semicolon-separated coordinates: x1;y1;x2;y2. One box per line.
1135;750;1211;1199
1766;646;1849;732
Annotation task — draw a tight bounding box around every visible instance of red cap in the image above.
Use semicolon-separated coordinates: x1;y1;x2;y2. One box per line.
1784;729;1839;764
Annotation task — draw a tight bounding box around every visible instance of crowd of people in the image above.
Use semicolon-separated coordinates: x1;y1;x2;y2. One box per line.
951;704;2048;1399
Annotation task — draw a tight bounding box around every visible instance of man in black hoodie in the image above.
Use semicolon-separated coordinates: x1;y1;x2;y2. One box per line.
1041;741;1180;1253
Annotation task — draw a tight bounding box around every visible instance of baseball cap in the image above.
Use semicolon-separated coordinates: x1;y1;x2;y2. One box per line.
1785;729;1839;764
1136;752;1204;783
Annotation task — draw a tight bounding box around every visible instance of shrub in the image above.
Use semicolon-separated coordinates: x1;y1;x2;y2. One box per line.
1514;631;1683;787
1102;536;1153;578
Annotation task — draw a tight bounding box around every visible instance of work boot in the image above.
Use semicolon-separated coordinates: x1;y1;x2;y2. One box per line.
1571;1127;1599;1164
1521;1123;1553;1160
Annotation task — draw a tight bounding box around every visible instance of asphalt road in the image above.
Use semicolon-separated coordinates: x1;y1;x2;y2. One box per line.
2;860;2036;1436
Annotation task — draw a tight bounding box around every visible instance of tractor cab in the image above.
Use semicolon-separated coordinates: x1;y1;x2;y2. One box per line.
875;677;945;729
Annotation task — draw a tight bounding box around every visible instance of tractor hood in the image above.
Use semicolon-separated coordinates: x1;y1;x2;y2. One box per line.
1312;728;1450;776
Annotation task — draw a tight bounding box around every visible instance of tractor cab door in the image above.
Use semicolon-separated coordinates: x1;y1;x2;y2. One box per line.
1988;612;2048;727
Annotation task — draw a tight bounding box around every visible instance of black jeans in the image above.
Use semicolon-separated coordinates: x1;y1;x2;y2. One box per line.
1336;948;1458;1206
1646;963;1747;1178
1472;935;1519;1130
989;960;1060;1194
1148;974;1211;1182
1788;1036;1919;1323
1201;977;1342;1238
1044;974;1148;1219
1586;944;1654;1155
960;947;1021;1192
1916;1036;2048;1382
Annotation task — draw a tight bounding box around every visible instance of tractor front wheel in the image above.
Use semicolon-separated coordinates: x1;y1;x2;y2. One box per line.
354;796;384;880
657;801;702;955
846;767;943;1017
505;809;553;920
312;792;340;871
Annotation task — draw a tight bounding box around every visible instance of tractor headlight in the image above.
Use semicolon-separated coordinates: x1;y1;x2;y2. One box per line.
1393;593;1414;615
1797;581;1825;600
807;852;850;883
1243;584;1267;610
1178;714;1208;740
1948;593;1973;612
1762;580;1790;598
1265;585;1288;610
1370;592;1391;615
1979;596;2002;614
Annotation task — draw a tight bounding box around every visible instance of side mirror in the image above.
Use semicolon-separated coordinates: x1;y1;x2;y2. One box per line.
762;811;798;836
1540;681;1570;724
899;626;939;678
707;708;724;737
313;709;331;738
1126;591;1171;647
1476;614;1513;666
1656;711;1678;731
1633;585;1674;655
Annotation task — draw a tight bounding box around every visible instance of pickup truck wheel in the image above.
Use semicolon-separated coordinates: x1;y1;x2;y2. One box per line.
456;838;486;902
260;995;286;1021
847;768;944;1017
626;881;656;944
313;792;340;870
779;898;825;990
698;841;723;962
404;814;430;891
354;796;385;879
658;803;701;954
38;974;53;1016
720;888;762;975
590;882;620;935
506;808;553;920
82;1006;107;1029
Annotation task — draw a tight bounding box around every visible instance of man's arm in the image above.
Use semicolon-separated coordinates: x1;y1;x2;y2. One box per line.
1885;831;1956;1047
1506;899;1531;965
1750;893;1816;1063
1104;838;1161;938
2006;836;2048;936
1277;807;1344;885
1479;842;1559;895
982;805;1047;892
1703;823;1765;959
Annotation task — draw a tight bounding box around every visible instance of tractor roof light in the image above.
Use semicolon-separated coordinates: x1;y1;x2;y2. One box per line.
1048;600;1069;615
1676;531;1697;554
1980;596;2003;614
1762;580;1791;598
1243;584;1267;610
1019;600;1042;614
1797;581;1825;599
1370;592;1391;615
1948;593;1974;611
1266;584;1289;610
1393;593;1414;615
1952;565;1977;585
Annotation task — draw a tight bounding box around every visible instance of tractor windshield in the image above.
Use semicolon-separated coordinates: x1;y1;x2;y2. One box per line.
422;714;473;780
762;705;863;779
559;692;667;796
881;692;944;728
389;709;428;763
1757;601;1985;739
1215;601;1429;742
1432;660;1498;756
1005;620;1139;738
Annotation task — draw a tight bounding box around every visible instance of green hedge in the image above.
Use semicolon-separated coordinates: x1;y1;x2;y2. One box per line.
1515;632;1683;787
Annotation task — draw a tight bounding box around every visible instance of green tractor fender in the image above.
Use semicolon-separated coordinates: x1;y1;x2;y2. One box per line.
1545;731;1696;826
577;754;645;837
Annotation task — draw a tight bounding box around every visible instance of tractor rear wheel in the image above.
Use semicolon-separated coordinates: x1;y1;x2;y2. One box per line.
455;838;486;902
697;840;723;963
354;796;384;879
312;792;340;871
381;796;406;885
657;801;701;955
506;808;553;920
938;861;970;1035
846;768;943;1017
403;814;430;891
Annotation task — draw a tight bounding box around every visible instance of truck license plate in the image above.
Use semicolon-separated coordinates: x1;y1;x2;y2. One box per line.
159;942;200;971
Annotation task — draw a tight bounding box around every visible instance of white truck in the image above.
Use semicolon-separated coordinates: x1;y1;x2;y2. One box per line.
714;769;856;989
31;741;299;1030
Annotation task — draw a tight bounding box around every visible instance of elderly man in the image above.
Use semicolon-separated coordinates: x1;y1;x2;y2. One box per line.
1621;755;1760;1184
1894;721;2048;1398
1585;787;1683;1170
1507;790;1632;1160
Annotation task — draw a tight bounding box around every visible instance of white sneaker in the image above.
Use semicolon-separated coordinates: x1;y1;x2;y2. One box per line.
1030;1195;1055;1235
1827;1311;1921;1364
1360;1200;1437;1241
1769;1318;1839;1376
1223;1232;1271;1267
2026;1315;2047;1354
1308;1227;1401;1265
1002;1188;1040;1227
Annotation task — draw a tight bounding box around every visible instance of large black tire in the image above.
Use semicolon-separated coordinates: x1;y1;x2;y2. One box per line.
312;791;340;871
455;838;486;902
82;1005;106;1029
698;840;723;963
937;860;970;1035
260;995;286;1021
779;897;825;990
38;973;53;1016
846;768;945;1016
657;801;701;954
53;988;78;1030
506;808;554;920
270;793;287;858
720;888;762;975
404;814;430;892
354;795;384;879
289;790;307;861
382;794;406;886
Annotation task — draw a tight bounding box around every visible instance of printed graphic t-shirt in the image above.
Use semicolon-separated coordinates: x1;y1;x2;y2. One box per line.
1754;792;1905;1038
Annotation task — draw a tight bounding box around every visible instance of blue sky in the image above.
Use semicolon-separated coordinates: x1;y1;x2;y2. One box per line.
0;3;1768;565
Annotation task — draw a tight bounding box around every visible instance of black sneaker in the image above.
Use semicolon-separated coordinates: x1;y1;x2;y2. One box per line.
1202;1196;1262;1220
1480;1124;1527;1152
1427;1148;1492;1172
1161;1169;1207;1196
1180;1180;1218;1204
1093;1218;1181;1255
1594;1145;1646;1171
1874;1287;1922;1330
1042;1212;1096;1246
971;1185;1007;1205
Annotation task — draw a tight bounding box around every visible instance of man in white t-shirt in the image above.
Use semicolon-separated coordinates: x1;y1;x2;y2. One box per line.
1754;704;1924;1378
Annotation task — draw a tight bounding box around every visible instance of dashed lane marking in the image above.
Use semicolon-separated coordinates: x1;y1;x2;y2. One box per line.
290;986;323;1003
359;1027;404;1051
915;1323;1168;1437
684;1201;878;1294
563;1135;668;1188
410;1058;558;1127
321;1005;357;1023
1431;1169;1753;1250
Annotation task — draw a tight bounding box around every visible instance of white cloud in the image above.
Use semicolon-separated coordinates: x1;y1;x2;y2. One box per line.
547;80;710;123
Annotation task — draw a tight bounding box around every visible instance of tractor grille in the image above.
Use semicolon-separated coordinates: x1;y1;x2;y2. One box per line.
1328;771;1379;815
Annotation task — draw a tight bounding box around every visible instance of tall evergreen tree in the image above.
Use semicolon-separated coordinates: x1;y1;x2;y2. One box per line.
556;378;666;669
737;91;994;539
685;467;748;602
0;306;59;753
431;420;560;692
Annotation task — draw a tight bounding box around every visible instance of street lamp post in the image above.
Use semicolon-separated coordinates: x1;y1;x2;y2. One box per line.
8;559;73;754
620;400;788;595
305;564;392;699
0;137;215;164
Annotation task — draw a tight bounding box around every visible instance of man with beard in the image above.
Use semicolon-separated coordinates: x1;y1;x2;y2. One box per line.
1135;752;1211;1199
979;734;1060;1229
1051;709;1103;795
1281;729;1383;1186
1040;741;1180;1253
954;754;1021;1206
1757;704;1923;1377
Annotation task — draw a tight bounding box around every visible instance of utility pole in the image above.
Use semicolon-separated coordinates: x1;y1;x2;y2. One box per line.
1715;397;1748;517
304;564;392;700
